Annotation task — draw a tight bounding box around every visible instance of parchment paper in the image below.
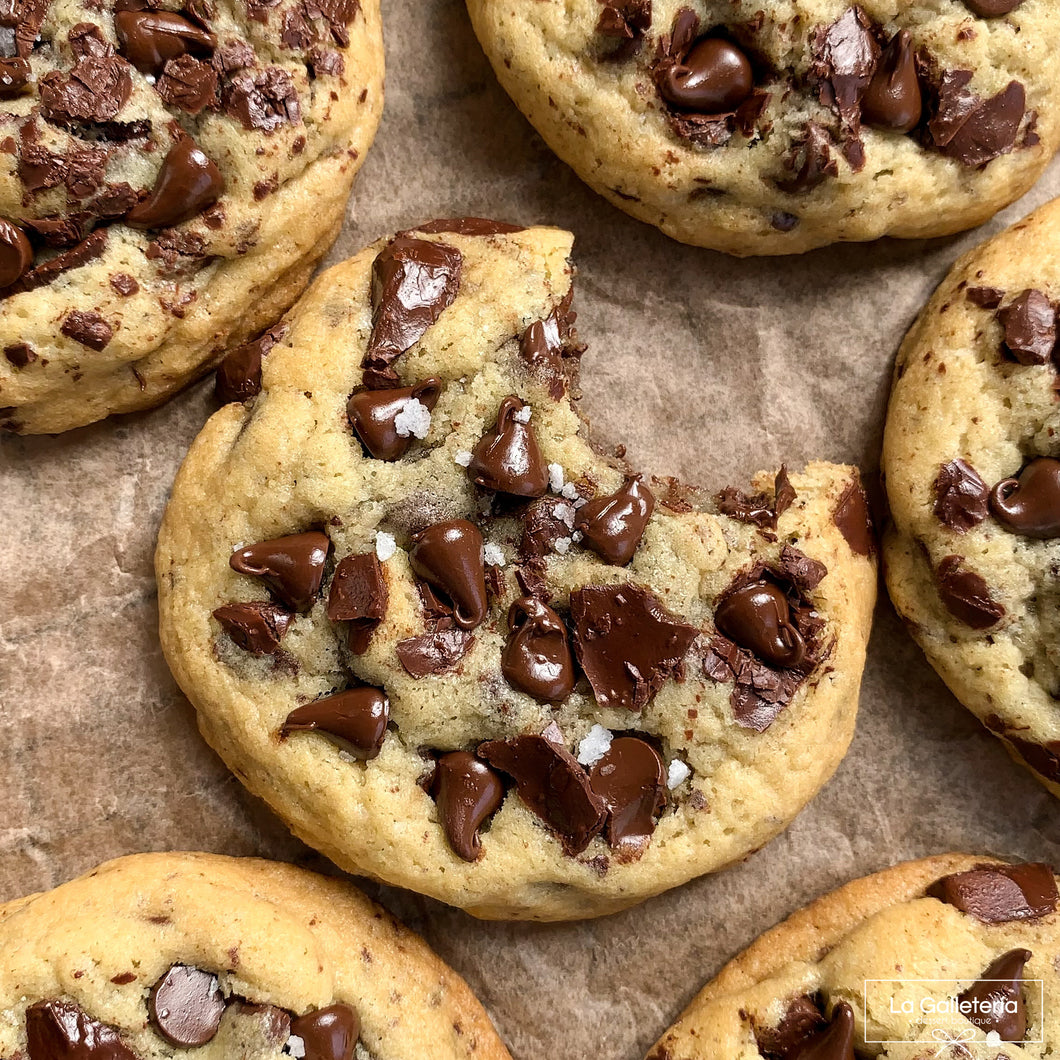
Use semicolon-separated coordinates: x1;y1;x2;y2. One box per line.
4;3;1060;1057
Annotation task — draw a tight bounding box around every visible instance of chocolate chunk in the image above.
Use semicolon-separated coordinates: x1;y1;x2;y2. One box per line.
60;310;113;351
501;596;575;704
779;545;827;594
930;862;1058;922
3;229;107;297
409;519;487;630
570;584;699;712
362;236;461;389
478;726;607;855
126;138;225;229
931;74;1026;168
934;459;989;532
715;581;806;669
213;601;292;654
657;36;753;114
967;285;1004;309
984;720;1060;784
958;949;1031;1041
753;995;828;1059
25;999;137;1060
416;217;524;236
792;1002;855;1060
717;468;795;532
862;30;921;132
109;273;139;296
431;750;504;862
396;627;473;677
326;552;387;653
39;55;132;125
990;458;1060;538
289;1005;359;1060
964;0;1022;15
0;56;30;99
3;341;35;367
588;736;666;857
468;395;549;498
157;54;219;113
777;123;838;193
999;289;1056;365
223;66;300;131
215;325;284;403
0;219;32;288
301;0;361;48
520;292;579;399
596;0;651;59
935;555;1004;629
347;378;442;460
811;7;879;130
0;0;52;60
115;11;215;74
575;476;654;566
149;965;225;1048
282;687;389;759
230;530;330;612
833;478;874;555
213;39;255;74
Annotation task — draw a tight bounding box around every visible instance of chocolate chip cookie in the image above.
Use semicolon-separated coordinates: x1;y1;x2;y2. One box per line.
0;851;510;1060
156;221;877;920
884;197;1060;799
465;1;1059;255
646;854;1060;1058
0;0;382;434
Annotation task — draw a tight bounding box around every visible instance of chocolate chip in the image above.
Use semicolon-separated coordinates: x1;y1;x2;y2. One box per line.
478;725;607;855
0;218;32;287
431;750;504;862
149;965;225;1048
777;122;838;193
126;138;225;229
0;56;29;98
930;862;1058;922
930;73;1027;168
230;530;330;612
832;478;875;555
26;998;137;1060
575;476;654;566
999;289;1056;365
114;11;215;74
964;0;1022;15
957;949;1031;1041
362;236;461;389
714;581;805;669
790;1002;855;1060
283;687;389;759
222;66;300;131
588;736;666;857
213;601;293;654
60;310;113;351
811;6;879;131
416;217;525;236
656;36;753;114
39;55;132;125
215;325;285;403
157;54;219;113
501;596;576;704
467;396;549;498
570;584;699;712
3;341;35;367
326;552;387;653
862;30;921;132
935;555;1004;629
409;520;487;630
934;459;989;532
989;458;1060;538
753;995;828;1059
347;378;442;460
289;1005;360;1060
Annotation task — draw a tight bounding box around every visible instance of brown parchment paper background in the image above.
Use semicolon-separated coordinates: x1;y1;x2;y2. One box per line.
4;3;1060;1057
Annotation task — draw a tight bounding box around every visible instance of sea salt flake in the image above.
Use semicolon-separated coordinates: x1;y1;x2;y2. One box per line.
513;404;532;423
375;531;397;562
577;725;613;766
483;543;506;567
286;1035;306;1058
552;502;575;528
548;463;565;491
553;537;571;554
561;482;580;500
393;398;431;439
667;759;691;789
454;449;473;467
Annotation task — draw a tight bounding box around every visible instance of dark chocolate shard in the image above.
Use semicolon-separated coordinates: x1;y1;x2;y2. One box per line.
934;459;989;533
930;862;1057;923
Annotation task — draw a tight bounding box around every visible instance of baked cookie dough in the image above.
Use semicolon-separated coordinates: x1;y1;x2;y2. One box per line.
0;0;382;434
0;851;510;1060
465;0;1060;255
884;196;1060;799
646;854;1060;1058
157;220;877;920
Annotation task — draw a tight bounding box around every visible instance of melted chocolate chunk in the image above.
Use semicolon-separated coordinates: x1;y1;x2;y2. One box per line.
223;66;300;131
570;584;699;712
283;687;389;759
753;995;828;1059
25;998;137;1060
934;458;989;532
230;530;330;612
967;285;1004;310
588;736;666;858
833;478;874;556
777;123;838;193
929;72;1027;168
157;54;219;114
792;1003;855;1060
362;235;461;389
431;750;504;862
60;310;113;351
4;229;108;297
862;30;921;132
289;1005;359;1060
301;0;361;48
985;720;1060;784
149;965;225;1048
964;0;1022;15
213;601;292;654
519;291;579;399
811;6;878;135
990;458;1060;538
115;11;215;74
126;138;225;229
39;54;132;125
409;519;487;630
935;555;1004;629
347;378;442;460
0;56;30;98
396;627;473;677
596;0;652;59
326;552;387;653
930;862;1058;922
657;36;753;114
0;0;52;60
0;218;32;287
999;289;1056;365
779;544;827;594
958;949;1031;1041
215;325;285;403
478;725;607;855
714;582;806;669
716;467;796;532
416;217;524;236
575;476;654;566
468;396;549;498
501;596;575;704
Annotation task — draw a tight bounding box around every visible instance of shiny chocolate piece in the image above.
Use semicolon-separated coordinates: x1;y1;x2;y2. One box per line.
432;750;505;861
753;995;828;1058
115;10;216;74
657;36;753;114
569;584;699;712
812;7;879;129
575;476;655;566
862;30;921;132
588;737;666;856
149;965;225;1048
716;467;796;532
999;289;1057;365
327;552;388;653
0;57;30;99
0;219;32;288
501;596;575;703
930;74;1027;169
347;378;442;460
990;458;1060;539
935;555;1004;629
363;236;462;389
409;519;487;630
478;725;607;855
468;396;549;498
934;458;989;532
792;1002;855;1060
230;530;330;612
215;325;285;404
289;1005;360;1060
931;862;1058;922
125;138;225;230
958;949;1031;1041
832;478;874;556
25;998;137;1060
714;582;806;669
213;601;292;654
964;0;1023;14
396;627;473;677
282;687;389;760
